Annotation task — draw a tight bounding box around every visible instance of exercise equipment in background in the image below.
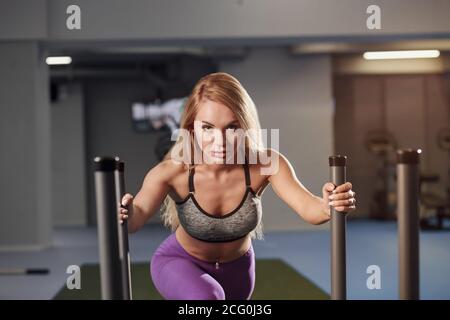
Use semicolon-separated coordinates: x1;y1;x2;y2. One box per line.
420;127;450;230
131;97;187;161
364;130;397;219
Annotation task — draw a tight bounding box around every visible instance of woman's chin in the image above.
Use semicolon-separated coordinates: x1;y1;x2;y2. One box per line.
207;157;225;164
205;154;231;164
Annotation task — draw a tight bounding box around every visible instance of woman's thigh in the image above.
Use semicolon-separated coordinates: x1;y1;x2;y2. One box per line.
150;233;255;300
213;245;256;300
151;254;226;300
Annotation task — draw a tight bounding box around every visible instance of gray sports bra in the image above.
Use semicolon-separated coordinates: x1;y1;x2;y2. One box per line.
174;161;263;243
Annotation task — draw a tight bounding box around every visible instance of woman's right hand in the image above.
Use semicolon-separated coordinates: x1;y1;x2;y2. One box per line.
119;193;134;224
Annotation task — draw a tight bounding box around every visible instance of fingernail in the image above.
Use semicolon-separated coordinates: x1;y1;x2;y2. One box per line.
332;190;337;194
329;201;334;206
329;195;335;200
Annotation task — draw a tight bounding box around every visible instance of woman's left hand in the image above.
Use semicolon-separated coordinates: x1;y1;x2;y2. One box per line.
322;182;356;216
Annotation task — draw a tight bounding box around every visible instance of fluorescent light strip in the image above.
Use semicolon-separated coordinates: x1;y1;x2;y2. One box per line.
45;56;72;65
363;50;440;60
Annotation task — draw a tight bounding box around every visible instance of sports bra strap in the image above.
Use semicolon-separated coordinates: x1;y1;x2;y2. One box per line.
188;166;195;193
244;160;251;187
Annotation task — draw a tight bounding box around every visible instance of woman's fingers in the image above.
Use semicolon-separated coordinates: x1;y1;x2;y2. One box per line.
118;208;129;224
333;205;356;213
327;182;356;214
332;182;353;194
121;193;134;207
329;190;356;201
323;182;336;193
329;198;356;207
119;213;129;224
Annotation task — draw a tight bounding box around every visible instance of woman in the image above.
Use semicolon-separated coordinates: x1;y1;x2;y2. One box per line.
119;72;356;300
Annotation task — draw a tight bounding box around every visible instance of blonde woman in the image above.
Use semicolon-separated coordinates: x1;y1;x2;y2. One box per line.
119;72;356;300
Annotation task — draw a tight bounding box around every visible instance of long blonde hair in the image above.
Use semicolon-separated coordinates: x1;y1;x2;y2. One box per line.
160;72;265;240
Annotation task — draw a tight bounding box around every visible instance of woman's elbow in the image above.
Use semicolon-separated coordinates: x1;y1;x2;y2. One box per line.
306;213;330;225
128;224;138;234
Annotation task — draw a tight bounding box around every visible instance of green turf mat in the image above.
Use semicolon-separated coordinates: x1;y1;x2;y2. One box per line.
54;259;329;300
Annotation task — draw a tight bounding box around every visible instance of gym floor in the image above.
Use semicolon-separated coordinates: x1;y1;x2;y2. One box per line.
1;220;449;300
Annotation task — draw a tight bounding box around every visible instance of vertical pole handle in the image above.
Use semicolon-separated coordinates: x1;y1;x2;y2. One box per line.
397;149;420;300
115;160;132;300
329;155;347;300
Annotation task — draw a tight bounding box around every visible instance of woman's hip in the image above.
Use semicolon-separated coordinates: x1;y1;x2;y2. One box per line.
151;232;255;272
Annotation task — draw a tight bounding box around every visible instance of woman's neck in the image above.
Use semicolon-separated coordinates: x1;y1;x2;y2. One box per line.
195;162;241;174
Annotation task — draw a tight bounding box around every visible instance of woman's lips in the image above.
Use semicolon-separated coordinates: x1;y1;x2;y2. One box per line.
211;151;226;158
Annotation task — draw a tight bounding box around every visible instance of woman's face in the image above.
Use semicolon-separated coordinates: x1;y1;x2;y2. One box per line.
193;99;244;165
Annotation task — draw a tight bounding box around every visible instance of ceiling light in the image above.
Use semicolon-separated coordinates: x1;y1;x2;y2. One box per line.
363;50;440;60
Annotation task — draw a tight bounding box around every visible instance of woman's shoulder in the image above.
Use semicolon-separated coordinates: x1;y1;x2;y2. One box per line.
249;148;283;176
144;158;189;184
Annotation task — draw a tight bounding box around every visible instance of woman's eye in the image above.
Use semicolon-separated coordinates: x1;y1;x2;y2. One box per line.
202;125;238;132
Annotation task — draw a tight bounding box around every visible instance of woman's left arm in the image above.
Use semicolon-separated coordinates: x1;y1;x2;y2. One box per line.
267;149;356;225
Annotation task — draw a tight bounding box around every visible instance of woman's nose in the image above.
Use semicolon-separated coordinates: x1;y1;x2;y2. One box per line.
211;131;225;144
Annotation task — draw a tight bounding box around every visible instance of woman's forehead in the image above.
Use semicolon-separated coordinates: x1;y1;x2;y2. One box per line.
195;99;238;124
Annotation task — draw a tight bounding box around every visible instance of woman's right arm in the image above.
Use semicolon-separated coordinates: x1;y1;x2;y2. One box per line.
120;160;173;233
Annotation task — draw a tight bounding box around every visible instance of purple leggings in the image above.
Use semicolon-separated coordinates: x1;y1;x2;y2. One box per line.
150;232;255;300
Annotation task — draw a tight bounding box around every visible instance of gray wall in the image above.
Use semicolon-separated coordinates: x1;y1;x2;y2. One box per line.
47;0;450;41
0;0;47;40
3;1;450;42
0;42;51;250
51;82;87;226
220;48;333;231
